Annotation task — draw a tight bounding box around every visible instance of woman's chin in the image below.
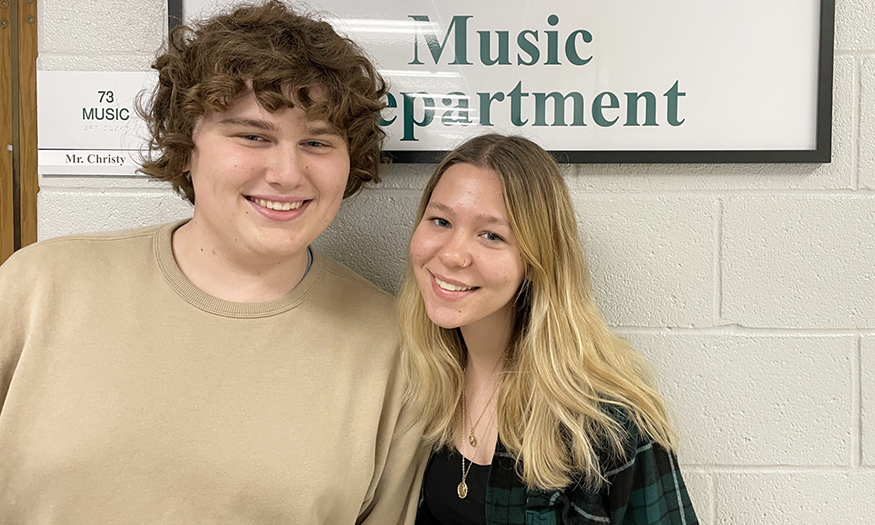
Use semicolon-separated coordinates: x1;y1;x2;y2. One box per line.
428;317;463;330
423;307;465;330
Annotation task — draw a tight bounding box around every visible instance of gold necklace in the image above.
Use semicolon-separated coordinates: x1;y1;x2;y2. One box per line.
465;383;499;447
458;381;500;499
464;358;503;447
458;395;474;499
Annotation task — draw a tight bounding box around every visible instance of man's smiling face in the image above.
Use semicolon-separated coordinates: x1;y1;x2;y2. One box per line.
186;91;350;266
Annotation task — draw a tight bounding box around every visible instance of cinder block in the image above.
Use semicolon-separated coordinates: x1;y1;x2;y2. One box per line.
836;0;875;51
569;56;854;192
373;163;435;191
38;189;192;241
38;54;157;72
41;0;165;55
715;472;875;525
620;333;853;466
863;337;875;466
314;190;421;294
678;471;712;525
576;196;717;327
861;58;875;190
39;175;162;190
723;195;875;328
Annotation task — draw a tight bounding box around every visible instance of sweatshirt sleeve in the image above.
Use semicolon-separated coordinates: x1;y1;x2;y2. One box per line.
356;367;430;525
0;249;34;413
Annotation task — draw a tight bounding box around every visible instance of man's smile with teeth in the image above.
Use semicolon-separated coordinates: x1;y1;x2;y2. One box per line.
248;197;305;211
434;276;476;292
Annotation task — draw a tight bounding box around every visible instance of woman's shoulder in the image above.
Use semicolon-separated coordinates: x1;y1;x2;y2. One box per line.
593;406;699;524
598;404;647;467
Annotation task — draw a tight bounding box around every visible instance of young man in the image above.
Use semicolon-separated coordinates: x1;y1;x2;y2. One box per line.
0;2;426;523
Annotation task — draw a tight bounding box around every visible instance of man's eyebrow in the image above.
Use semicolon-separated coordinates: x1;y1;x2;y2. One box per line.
427;201;511;228
216;117;279;132
305;123;342;136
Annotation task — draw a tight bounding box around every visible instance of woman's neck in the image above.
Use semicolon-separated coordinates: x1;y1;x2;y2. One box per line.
457;308;512;465
460;312;511;380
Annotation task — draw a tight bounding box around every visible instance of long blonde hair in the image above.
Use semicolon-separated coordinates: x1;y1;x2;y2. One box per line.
399;134;676;491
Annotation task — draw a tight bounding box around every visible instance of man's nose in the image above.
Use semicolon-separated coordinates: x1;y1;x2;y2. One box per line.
265;145;305;186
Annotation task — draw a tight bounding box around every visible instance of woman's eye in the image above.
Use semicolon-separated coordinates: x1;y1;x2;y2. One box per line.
483;232;504;242
428;217;450;228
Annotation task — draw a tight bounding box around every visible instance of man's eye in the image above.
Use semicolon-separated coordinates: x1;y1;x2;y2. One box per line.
241;134;265;141
304;140;326;148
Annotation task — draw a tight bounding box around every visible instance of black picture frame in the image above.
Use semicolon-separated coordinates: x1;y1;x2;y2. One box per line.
168;0;835;164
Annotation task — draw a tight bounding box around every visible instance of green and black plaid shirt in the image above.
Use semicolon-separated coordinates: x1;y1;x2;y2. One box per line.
419;416;699;525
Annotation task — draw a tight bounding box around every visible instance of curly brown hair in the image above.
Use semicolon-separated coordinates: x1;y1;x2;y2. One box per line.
137;1;388;203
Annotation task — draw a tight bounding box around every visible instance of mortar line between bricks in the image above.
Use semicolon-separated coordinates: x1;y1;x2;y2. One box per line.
707;473;716;525
853;336;862;467
681;466;869;473
37;186;185;195
38;52;159;59
713;199;723;325
41;187;875;197
613;326;875;336
854;56;861;191
571;189;875;197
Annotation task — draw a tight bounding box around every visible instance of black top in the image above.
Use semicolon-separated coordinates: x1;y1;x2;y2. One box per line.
415;428;699;525
418;447;490;525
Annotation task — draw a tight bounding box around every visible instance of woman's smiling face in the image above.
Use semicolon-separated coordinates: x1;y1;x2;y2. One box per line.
410;163;526;332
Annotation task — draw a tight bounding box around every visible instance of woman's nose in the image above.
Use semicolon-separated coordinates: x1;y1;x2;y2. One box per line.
438;234;472;269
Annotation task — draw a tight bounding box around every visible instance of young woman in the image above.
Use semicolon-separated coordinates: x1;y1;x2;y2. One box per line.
399;134;698;524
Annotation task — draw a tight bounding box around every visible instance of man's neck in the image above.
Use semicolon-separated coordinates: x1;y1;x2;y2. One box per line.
171;220;310;303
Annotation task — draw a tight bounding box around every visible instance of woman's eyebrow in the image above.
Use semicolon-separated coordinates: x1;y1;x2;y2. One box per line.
428;201;510;228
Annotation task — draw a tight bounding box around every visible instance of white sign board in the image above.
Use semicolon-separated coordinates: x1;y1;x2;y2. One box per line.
38;71;154;177
181;0;833;163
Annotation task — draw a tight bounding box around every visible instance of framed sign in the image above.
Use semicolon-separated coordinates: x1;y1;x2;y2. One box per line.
172;0;833;163
38;71;155;177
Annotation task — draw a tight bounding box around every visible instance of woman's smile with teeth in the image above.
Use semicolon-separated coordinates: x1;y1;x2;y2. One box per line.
434;276;475;292
251;198;304;211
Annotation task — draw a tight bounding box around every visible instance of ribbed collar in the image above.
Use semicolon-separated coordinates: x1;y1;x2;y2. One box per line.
154;220;323;318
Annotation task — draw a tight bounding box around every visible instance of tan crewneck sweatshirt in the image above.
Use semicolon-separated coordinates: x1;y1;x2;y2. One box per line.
0;221;427;524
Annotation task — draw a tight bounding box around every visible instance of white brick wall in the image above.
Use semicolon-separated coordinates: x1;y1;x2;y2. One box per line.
622;333;854;467
33;0;875;523
723;196;875;329
861;57;875;190
576;197;718;328
715;473;875;525
863;337;874;466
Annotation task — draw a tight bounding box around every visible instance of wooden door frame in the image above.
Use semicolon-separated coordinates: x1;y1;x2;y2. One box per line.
0;0;38;265
18;0;37;251
1;0;13;262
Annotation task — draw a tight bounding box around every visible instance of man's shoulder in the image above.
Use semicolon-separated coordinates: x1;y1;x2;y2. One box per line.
3;225;165;271
0;222;173;309
316;251;395;311
313;250;395;323
4;223;165;268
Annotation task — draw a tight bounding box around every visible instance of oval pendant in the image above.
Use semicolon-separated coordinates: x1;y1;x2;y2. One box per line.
457;481;468;499
468;433;477;447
